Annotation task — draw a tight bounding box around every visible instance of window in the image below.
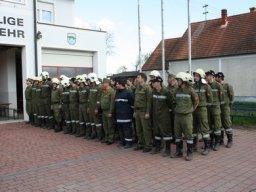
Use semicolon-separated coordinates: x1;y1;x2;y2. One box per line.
37;2;54;24
42;10;52;23
42;66;93;78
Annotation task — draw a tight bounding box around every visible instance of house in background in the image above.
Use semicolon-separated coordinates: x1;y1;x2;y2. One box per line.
142;8;256;100
0;0;106;119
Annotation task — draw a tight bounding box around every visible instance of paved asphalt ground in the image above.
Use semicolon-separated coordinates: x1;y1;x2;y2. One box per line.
0;122;256;192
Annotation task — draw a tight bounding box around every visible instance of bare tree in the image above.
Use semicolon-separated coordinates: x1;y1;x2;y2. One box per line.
106;32;115;55
135;52;152;71
116;65;127;73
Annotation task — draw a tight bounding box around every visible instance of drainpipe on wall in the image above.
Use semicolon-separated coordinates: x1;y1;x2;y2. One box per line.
218;58;222;72
33;0;38;76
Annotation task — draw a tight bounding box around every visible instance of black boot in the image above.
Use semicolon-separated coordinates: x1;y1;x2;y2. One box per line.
84;124;92;139
185;143;193;161
64;123;72;134
77;124;85;137
71;123;76;135
151;139;161;154
162;140;171;157
220;130;224;145
171;140;183;158
55;122;62;132
226;134;233;148
210;133;215;149
193;137;198;152
202;139;210;156
213;135;220;151
124;140;133;148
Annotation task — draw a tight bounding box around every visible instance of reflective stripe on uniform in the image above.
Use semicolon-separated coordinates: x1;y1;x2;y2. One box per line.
91;123;95;126
117;119;131;123
96;101;100;104
169;109;172;112
86;123;90;126
125;138;133;141
153;95;167;100
45;116;48;118
163;137;172;141
175;138;182;142
96;124;102;127
115;99;128;102
203;134;210;139
176;94;191;98
214;130;221;135
187;140;193;144
49;116;54;119
154;136;161;140
70;90;77;93
225;128;232;133
79;122;85;125
212;89;218;92
195;89;206;93
66;121;71;124
90;89;98;92
62;92;70;95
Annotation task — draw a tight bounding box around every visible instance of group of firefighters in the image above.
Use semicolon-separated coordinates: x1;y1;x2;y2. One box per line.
25;68;234;161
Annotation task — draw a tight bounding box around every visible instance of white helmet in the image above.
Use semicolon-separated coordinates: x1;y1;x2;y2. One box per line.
176;72;188;82
87;73;98;82
194;68;205;79
149;70;160;78
52;77;60;84
61;79;70;87
59;74;68;80
82;74;87;80
76;75;84;83
41;71;49;79
185;73;193;82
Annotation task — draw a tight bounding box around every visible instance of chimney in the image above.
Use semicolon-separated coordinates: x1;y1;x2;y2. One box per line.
221;9;228;25
250;7;256;13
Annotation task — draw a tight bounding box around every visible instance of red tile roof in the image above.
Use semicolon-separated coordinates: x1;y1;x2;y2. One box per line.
142;38;180;71
142;10;256;71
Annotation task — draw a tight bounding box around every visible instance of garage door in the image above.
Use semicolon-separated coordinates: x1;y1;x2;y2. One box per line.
42;49;93;68
42;49;93;77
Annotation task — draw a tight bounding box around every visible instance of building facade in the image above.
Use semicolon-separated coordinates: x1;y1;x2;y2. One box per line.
0;0;107;119
142;8;256;100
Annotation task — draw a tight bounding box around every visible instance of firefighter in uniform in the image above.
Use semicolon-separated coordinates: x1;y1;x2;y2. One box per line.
31;77;37;126
69;77;79;135
87;73;103;140
25;78;34;124
134;73;153;152
34;77;43;127
167;73;178;143
60;78;72;134
115;78;134;148
172;72;199;161
205;70;224;151
40;71;53;128
77;75;89;137
151;76;173;157
51;78;62;132
215;72;234;148
193;69;213;155
101;78;115;144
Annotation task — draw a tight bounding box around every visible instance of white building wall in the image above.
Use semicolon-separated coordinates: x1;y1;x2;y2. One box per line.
37;0;74;26
37;23;107;77
168;54;256;97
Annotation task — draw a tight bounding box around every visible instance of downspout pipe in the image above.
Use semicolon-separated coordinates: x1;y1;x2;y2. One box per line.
33;0;38;76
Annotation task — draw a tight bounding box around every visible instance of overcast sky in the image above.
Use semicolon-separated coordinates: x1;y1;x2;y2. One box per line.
74;0;256;75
